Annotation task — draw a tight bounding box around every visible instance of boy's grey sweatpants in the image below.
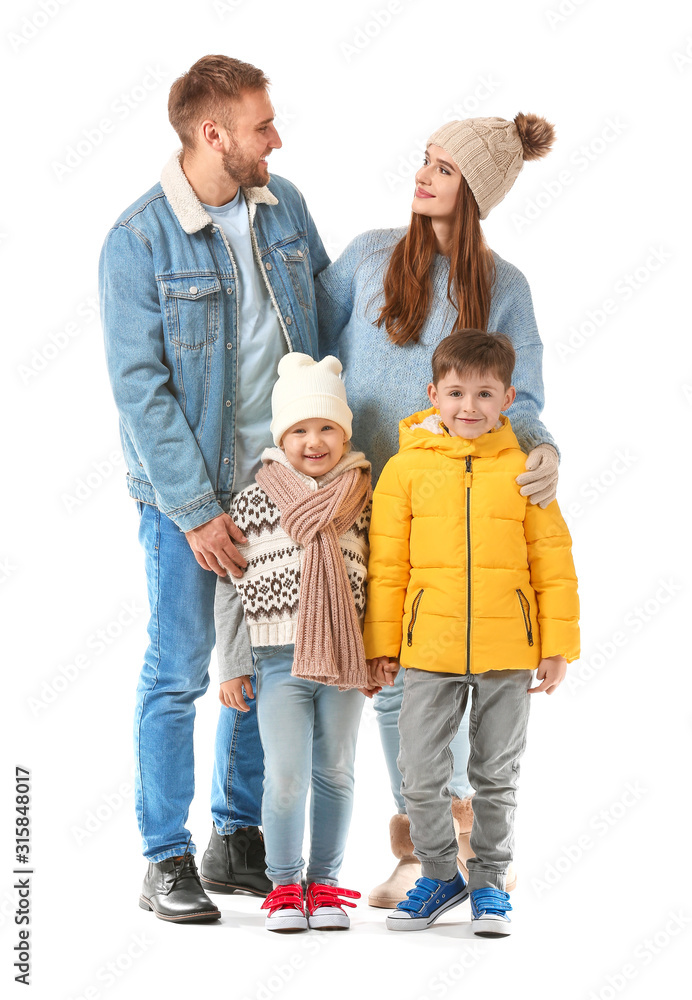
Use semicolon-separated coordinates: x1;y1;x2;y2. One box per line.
398;667;533;892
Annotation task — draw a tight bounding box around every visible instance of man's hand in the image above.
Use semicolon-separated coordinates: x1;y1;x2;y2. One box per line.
219;676;254;712
515;443;559;508
529;655;567;695
185;512;248;577
368;656;400;687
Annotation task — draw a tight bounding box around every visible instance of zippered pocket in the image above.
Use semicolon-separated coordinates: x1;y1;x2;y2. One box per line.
515;589;534;647
406;589;424;647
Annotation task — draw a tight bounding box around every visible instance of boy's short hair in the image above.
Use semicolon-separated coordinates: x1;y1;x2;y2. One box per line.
431;330;515;389
168;54;270;149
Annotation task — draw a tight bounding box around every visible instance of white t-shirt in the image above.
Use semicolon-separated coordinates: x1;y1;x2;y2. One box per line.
203;189;287;492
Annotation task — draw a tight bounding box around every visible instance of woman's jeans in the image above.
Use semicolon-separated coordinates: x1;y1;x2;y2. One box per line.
135;501;264;861
373;667;473;813
253;643;364;886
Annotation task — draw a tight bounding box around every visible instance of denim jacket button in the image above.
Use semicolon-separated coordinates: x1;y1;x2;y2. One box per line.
225;400;231;407
226;342;233;350
265;262;272;270
223;458;230;465
296;249;303;257
285;316;292;325
210;226;217;233
189;285;198;295
226;287;233;294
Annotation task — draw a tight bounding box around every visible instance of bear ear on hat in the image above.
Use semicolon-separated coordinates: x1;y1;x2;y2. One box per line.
321;355;343;376
276;352;314;376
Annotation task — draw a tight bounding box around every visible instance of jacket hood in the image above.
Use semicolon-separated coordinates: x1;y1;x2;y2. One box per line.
161;149;279;235
398;407;520;458
259;446;371;491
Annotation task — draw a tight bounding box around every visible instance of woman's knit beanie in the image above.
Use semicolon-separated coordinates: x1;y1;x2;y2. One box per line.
427;113;556;219
270;352;353;446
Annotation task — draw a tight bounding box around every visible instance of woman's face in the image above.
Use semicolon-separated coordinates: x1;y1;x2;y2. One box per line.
412;144;462;222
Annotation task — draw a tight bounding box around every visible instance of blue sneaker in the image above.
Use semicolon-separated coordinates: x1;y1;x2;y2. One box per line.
386;872;469;931
470;887;512;937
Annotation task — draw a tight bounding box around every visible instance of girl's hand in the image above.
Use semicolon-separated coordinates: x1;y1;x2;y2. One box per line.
529;655;567;695
219;676;254;711
358;684;382;698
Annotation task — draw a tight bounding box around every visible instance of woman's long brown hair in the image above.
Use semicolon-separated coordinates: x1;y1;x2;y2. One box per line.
376;173;496;346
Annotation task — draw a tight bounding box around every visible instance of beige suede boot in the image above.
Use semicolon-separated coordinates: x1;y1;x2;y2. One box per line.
368;814;421;908
452;795;517;892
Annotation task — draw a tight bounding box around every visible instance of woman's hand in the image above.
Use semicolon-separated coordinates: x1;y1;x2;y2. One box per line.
515;443;559;508
219;676;254;711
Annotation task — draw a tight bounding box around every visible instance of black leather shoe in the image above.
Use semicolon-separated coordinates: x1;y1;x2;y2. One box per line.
200;825;272;896
139;848;221;922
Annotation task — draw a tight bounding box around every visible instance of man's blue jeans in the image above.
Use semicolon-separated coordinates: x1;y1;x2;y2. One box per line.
135;501;263;862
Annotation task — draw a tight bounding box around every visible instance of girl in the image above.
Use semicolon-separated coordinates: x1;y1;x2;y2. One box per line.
316;113;560;906
214;352;374;932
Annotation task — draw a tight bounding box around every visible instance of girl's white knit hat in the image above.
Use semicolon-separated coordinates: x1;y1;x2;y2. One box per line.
270;353;353;446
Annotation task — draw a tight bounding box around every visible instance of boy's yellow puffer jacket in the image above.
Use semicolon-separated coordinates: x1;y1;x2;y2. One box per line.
364;408;579;674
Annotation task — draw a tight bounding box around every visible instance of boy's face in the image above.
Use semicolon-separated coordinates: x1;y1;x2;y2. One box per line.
280;417;348;478
427;369;516;439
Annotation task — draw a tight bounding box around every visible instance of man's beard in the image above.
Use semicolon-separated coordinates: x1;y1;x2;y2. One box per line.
221;138;268;189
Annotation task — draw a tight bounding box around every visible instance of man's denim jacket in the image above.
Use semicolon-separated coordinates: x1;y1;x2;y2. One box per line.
99;151;329;531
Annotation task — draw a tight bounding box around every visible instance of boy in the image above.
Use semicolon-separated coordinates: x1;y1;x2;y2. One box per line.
364;330;579;937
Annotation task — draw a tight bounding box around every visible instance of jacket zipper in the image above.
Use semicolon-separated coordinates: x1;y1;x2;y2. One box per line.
406;589;424;647
465;455;472;674
515;589;534;646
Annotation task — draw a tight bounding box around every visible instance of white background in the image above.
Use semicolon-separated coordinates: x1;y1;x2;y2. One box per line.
3;0;691;998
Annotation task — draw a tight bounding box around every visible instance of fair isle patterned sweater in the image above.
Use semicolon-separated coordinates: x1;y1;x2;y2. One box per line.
214;447;371;683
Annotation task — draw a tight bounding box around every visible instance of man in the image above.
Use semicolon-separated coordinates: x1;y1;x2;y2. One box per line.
99;54;329;922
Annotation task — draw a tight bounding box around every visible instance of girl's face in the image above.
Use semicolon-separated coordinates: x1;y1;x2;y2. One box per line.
280;418;348;478
412;144;462;222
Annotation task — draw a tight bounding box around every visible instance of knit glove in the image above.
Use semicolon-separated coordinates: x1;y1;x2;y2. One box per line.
515;444;559;508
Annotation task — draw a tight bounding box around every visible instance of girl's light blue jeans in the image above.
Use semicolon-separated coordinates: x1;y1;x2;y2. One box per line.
253;643;364;886
373;667;473;812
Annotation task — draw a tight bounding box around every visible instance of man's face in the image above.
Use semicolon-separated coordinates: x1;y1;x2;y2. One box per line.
219;88;282;188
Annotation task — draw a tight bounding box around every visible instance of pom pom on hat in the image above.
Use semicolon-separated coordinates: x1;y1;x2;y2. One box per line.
270;352;353;446
426;112;556;219
514;112;555;161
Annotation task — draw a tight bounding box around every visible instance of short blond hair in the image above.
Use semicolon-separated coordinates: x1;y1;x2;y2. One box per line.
168;54;270;148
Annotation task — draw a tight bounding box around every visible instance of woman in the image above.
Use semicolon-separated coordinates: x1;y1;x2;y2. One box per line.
315;113;560;907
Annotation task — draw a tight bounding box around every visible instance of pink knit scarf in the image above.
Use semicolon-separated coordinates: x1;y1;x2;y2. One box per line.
255;460;371;689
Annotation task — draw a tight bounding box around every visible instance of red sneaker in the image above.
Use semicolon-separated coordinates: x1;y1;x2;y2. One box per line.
306;882;361;930
261;883;307;933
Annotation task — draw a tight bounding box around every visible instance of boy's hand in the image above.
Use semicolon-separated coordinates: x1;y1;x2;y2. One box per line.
219;676;254;712
529;655;567;695
358;684;382;699
368;656;399;687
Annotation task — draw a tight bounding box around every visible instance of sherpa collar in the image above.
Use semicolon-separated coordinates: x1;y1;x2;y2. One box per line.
160;149;279;235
